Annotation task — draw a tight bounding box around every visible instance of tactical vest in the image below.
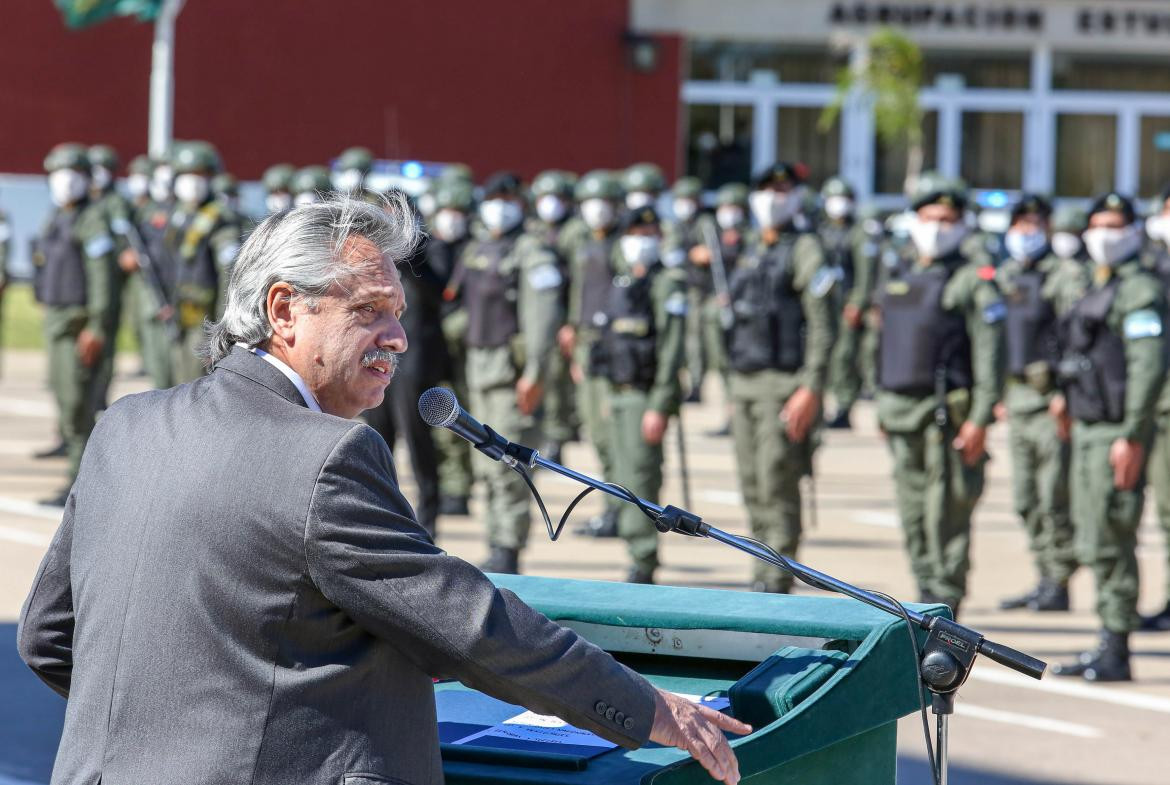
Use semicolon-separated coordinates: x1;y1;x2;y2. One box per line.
576;237;614;330
725;237;805;374
590;268;658;389
463;235;521;349
820;223;855;294
877;263;973;395
171;202;225;326
35;207;88;307
138;204;177;299
1059;280;1126;424
1004;269;1059;377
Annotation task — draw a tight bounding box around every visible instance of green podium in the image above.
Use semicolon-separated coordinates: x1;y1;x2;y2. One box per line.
435;575;947;784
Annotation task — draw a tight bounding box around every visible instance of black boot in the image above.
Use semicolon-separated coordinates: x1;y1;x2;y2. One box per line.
1052;631;1132;682
33;442;67;460
39;486;72;507
480;546;519;575
574;508;618;538
540;441;563;465
438;495;470;516
999;584;1041;611
826;409;852;430
1139;602;1170;632
751;580;790;594
626;567;656;585
705;421;732;438
1030;580;1070;612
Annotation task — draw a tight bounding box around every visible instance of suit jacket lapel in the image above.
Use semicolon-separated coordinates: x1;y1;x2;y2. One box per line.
215;346;311;410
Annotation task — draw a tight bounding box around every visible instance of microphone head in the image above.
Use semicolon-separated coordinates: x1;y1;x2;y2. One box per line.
418;386;460;428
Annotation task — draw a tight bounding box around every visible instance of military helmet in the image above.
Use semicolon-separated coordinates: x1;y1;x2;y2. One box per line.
1009;193;1053;222
575;169;623;202
437;162;474;185
434;180;475;211
531;170;575;199
291;165;333;196
212;172;239;198
172;141;222;175
619;206;661;233
482;171;523;199
1051;205;1088;234
1087;191;1136;224
821;176;855;199
87;144;119;172
44;143;90;173
336;146;374;174
715;182;749;208
671;176;702;199
262;163;295;193
909;171;967;211
128;154;153;176
622;163;665;194
752;162;803;190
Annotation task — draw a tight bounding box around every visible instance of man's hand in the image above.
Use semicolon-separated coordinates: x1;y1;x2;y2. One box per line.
649;689;752;785
118;248;140;274
557;324;576;360
515;378;543;416
1049;394;1071;442
952;421;987;467
76;329;104;368
993;402;1007;423
1110;438;1145;491
842;302;862;329
781;387;820;443
689;245;712;266
641;410;668;446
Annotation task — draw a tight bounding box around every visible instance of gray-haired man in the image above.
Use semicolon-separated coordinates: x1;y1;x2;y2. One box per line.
19;195;749;785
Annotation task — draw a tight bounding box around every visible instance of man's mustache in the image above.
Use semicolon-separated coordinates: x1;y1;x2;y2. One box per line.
360;349;400;378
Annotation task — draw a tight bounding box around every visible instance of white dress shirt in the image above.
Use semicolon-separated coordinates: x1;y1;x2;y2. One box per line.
237;343;322;412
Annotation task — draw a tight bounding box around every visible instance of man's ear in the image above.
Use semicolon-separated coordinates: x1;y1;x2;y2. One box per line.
266;282;298;345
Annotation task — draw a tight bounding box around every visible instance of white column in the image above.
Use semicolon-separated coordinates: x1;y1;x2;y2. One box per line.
1023;45;1054;193
840;38;875;199
1116;107;1140;195
148;0;185;158
750;75;777;175
933;76;963;179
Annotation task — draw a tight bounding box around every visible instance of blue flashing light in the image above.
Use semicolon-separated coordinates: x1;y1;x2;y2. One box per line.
401;161;424;179
983;190;1009;209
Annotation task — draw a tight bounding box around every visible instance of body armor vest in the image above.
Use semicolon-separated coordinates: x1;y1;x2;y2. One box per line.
1059;280;1126;424
577;236;614;329
877;263;973;395
820;223;855;294
138;204;176;300
1005;269;1059;377
463;235;520;349
171;203;224;326
590;268;658;389
36;207;87;307
725;237;805;374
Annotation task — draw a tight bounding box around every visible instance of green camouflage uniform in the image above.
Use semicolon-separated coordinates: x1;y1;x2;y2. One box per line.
821;218;878;415
88;185;135;405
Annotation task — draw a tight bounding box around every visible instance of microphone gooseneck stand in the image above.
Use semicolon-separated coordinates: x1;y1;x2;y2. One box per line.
416;388;1046;785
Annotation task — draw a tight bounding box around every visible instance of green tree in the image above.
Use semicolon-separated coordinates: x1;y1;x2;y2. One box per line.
820;29;926;195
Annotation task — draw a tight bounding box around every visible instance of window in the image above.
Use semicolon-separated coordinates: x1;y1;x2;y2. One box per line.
923;50;1031;89
1139;117;1170;198
686;103;754;188
873;111;938;195
1052;52;1170;93
776;106;840;187
688;40;845;83
1055;114;1116;197
960;112;1023;189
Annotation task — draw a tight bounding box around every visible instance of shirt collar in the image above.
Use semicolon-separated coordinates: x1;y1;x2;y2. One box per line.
235;343;322;413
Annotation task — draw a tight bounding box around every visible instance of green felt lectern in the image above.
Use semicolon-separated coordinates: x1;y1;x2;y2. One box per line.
436;575;947;784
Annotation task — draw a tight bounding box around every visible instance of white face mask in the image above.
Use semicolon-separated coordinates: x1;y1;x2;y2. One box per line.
127;173;150;199
173;173;210;206
620;234;660;265
715;205;744;230
432;209;468;242
1084;224;1142;267
536;194;568;224
91;166;113;192
294;192;319;206
909;218;968;260
1004;229;1048;263
334;168;364;193
416;192;437;219
1050;232;1082;260
48;168;88;207
824;195;853;220
626;191;654;210
479;198;523;234
1146;214;1170;245
149;166;173;203
580;198;615;230
265;193;292;213
749;187;803;229
672;198;698;222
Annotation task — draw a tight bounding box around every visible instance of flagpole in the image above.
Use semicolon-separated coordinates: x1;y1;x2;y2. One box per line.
148;0;184;158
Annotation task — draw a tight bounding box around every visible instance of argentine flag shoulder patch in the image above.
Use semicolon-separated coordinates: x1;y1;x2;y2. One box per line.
84;234;114;258
982;300;1007;324
527;264;563;291
665;292;689;316
810;266;836;298
1124;309;1163;339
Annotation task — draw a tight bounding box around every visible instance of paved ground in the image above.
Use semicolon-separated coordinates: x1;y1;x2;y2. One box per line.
1;349;1168;784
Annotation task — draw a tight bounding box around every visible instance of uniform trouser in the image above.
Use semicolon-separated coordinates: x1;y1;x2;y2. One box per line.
685;291;729;396
607;386;663;573
172;325;207;384
859;313;880;397
44;307;98;483
574;335;619;513
364;374;440;534
729;370;810;589
1008;407;1077;584
1071;421;1149;633
886;420;985;604
1146;410;1170;601
828;316;864;413
436;340;474;499
130;273;174;389
540;347;578;445
468;381;539;551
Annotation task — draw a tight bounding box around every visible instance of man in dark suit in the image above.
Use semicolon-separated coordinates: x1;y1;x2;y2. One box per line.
18;196;748;785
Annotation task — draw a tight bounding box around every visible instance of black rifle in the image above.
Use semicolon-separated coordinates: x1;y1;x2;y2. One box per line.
121;220;179;342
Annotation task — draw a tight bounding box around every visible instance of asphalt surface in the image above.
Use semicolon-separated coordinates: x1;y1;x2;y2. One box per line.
1;350;1168;784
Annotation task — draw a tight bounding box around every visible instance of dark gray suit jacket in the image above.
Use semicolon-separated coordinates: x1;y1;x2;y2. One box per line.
18;347;656;785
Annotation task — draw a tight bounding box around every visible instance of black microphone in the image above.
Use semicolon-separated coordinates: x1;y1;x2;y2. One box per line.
418;387;536;467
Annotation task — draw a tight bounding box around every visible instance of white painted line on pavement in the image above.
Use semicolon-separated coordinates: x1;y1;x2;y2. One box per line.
0;398;54;418
0;497;64;522
0;525;53;547
851;511;899;528
954;702;1103;738
971;666;1170;715
699;489;742;506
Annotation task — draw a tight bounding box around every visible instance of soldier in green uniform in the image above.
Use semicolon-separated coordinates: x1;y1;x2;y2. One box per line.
996;194;1084;613
333;146;381;204
622;163;665;213
875;173;1004;616
457;172;561;573
33;143;119;505
433;179;477;516
820;177;878;429
727;163;835;593
663;176;712;402
291;165;333;207
1051;206;1089;264
119;154;154;374
212;172;249;226
527;169;581;462
1051;193;1164;681
165;141;243;382
562;170;626;537
590;207;688;583
857;205;898;398
262;163;295;214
